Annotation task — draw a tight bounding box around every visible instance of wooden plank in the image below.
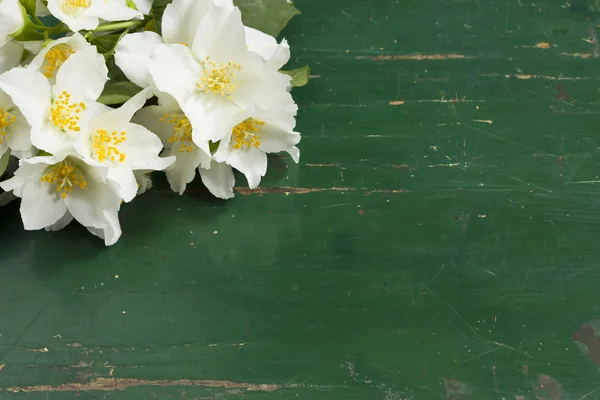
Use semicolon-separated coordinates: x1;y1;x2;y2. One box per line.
3;0;600;398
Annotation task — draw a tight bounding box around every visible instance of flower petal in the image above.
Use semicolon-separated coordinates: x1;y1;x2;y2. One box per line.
190;4;246;64
88;0;143;22
107;163;138;202
227;146;267;189
5;107;33;152
44;210;73;231
19;166;68;230
147;44;201;106
199;160;235;199
164;146;209;194
132;0;152;14
0;0;25;38
244;27;290;70
27;32;90;77
54;45;108;102
287;146;300;163
0;67;51;132
254;123;300;154
0;38;23;73
114;31;164;88
118;123;175;171
47;0;99;31
85;210;122;246
162;0;213;47
132;105;176;147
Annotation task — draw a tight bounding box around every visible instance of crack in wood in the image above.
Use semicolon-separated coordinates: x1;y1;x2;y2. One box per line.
6;378;280;393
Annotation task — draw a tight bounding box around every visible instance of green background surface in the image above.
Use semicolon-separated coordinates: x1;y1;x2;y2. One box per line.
2;0;600;398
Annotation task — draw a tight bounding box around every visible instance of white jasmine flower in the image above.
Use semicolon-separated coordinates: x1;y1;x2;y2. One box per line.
0;88;34;160
147;4;290;147
27;32;90;83
132;93;232;196
126;0;152;14
115;0;290;89
0;46;108;158
210;89;300;189
72;88;175;202
47;0;143;32
0;0;25;40
0;154;123;245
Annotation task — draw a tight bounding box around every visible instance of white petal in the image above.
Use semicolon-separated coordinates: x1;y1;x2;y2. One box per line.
287;146;300;163
85;210;122;246
36;0;50;16
134;171;152;194
118;123;175;171
190;4;246;64
132;0;152;14
0;0;25;38
5;107;33;152
114;31;164;88
54;46;108;102
90;87;151;132
162;0;214;46
244;27;290;70
47;0;99;31
147;44;200;106
88;0;142;22
44;210;73;231
0;38;23;73
0;67;51;132
132;105;176;147
199;160;235;199
164;146;208;194
255;125;300;154
233;60;290;110
107;163;137;202
27;32;90;76
227;146;267;189
20;172;68;230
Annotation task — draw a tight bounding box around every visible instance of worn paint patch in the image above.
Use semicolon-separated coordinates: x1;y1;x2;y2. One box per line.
6;378;280;393
535;42;552;49
234;187;410;195
535;375;561;400
442;378;470;400
573;322;600;364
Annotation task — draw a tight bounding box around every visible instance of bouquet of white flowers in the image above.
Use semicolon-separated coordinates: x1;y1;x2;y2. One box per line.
0;0;307;245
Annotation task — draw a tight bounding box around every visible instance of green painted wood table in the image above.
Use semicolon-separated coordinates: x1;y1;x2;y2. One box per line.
4;0;600;398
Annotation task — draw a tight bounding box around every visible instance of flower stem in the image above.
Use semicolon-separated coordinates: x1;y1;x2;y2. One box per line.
93;20;145;32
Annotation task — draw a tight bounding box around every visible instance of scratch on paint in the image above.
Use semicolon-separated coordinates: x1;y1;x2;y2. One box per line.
482;73;599;81
389;100;405;105
559;52;593;58
234;187;410;195
6;378;280;393
359;53;472;60
472;119;493;124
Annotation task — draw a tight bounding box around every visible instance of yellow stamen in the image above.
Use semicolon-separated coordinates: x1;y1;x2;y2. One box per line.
196;57;241;100
92;129;127;163
0;108;17;145
50;91;86;133
41;160;87;199
42;44;75;79
160;113;194;153
231;118;265;150
59;0;91;16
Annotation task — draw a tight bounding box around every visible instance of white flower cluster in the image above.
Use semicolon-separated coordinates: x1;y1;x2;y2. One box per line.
0;0;300;245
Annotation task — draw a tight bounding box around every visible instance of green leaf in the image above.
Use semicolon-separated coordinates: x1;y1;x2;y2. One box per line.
98;81;142;105
234;0;300;37
151;0;172;34
19;0;36;15
280;65;310;87
90;30;128;57
0;151;11;179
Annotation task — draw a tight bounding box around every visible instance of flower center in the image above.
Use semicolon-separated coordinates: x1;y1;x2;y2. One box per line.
50;91;86;132
59;0;91;15
41;160;87;199
160;113;193;152
42;44;75;79
92;129;127;163
232;118;265;150
196;57;241;100
0;108;16;145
